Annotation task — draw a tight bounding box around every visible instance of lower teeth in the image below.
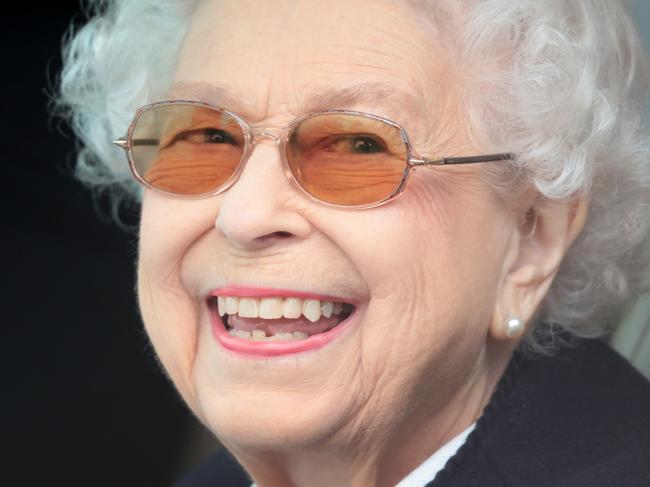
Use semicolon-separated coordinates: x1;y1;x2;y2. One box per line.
228;329;309;341
220;304;354;342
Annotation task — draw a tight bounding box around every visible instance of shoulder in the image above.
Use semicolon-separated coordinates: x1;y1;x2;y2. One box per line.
432;338;650;487
173;448;251;487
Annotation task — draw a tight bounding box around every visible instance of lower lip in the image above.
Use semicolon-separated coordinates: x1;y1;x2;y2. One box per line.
210;308;358;358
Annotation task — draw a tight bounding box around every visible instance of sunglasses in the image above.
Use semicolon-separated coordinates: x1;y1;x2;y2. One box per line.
114;100;513;209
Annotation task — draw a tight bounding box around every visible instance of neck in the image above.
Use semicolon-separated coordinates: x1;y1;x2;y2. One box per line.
228;341;514;487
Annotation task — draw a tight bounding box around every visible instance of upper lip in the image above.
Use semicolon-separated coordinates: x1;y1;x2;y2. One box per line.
206;286;359;304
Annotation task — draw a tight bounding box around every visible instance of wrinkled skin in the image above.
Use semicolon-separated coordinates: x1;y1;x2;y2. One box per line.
136;1;587;485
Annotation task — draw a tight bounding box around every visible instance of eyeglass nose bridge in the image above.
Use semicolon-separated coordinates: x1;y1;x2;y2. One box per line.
250;127;283;145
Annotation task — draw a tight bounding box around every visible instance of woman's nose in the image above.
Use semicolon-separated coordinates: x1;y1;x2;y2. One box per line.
214;140;312;251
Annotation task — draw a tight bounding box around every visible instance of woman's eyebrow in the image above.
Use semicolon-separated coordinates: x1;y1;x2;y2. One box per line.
299;82;422;116
165;81;251;113
165;80;423;120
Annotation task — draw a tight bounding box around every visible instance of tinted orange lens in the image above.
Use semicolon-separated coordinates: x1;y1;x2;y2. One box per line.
130;104;245;195
286;113;408;206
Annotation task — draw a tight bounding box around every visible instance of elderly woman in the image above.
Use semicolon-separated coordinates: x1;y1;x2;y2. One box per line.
56;0;650;485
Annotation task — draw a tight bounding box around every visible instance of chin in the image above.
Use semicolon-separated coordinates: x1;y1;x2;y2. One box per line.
196;388;348;451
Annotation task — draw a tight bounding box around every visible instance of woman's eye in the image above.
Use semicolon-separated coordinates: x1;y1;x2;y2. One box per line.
202;128;237;144
171;128;239;146
349;136;384;154
323;134;386;154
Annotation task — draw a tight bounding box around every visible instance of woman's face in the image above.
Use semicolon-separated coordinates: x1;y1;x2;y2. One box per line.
138;0;518;458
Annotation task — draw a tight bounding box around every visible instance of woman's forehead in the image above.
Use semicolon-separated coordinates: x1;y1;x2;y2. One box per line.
173;0;447;126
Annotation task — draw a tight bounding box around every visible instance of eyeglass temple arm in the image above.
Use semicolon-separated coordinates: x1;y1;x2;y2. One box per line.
409;153;514;167
114;138;161;149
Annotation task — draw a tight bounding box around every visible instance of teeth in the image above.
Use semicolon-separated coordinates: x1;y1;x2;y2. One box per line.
217;296;351;322
227;329;312;341
229;329;252;339
251;329;266;340
225;296;239;314
273;332;294;340
303;299;321;322
321;300;333;318
283;298;303;319
238;298;258;318
259;297;284;319
217;296;226;317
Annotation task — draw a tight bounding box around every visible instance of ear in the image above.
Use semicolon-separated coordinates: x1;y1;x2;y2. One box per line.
489;191;589;341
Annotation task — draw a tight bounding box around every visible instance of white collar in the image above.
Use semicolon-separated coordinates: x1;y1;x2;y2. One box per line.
394;422;476;487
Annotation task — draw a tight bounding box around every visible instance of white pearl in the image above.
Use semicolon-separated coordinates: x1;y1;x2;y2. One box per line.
506;317;525;337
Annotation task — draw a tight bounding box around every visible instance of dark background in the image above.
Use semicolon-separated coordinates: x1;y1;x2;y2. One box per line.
5;5;198;486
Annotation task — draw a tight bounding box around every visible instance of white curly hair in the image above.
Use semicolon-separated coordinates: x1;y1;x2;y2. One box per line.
54;0;650;353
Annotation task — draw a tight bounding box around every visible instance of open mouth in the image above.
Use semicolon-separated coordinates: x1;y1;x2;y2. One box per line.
208;295;355;342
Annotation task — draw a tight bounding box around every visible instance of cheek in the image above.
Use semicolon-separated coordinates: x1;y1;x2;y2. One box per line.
138;194;218;273
405;168;513;288
342;169;508;308
137;268;200;408
343;169;512;384
137;193;219;410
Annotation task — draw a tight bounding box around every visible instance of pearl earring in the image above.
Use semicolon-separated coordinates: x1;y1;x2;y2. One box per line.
506;317;525;338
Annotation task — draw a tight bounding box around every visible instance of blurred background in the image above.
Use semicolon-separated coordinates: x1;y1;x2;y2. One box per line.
4;2;650;486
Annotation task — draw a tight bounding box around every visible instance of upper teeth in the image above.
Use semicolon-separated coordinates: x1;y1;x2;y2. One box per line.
216;296;345;322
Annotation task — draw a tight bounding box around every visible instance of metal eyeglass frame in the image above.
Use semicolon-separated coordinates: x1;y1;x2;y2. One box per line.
113;100;514;210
